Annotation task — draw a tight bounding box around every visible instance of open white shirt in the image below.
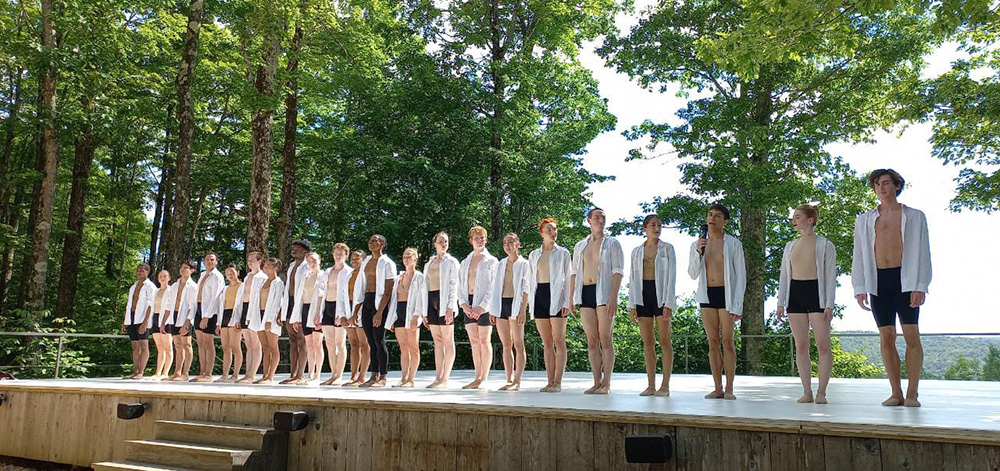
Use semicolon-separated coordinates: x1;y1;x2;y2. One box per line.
851;205;932;296
124;279;157;326
458;249;499;312
385;270;427;330
687;234;747;316
527;245;573;319
196;268;225;320
777;236;837;310
318;266;355;321
352;254;398;310
233;271;267;329
627;240;678;311
572;233;625;306
490;256;531;319
424;253;460;314
282;260;313;321
290;269;324;328
214;282;243;328
162;278;198;328
261;277;286;335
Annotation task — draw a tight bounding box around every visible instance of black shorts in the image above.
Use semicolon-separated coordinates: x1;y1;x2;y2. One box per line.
150;313;162;333
787;279;822;314
636;280;661;317
871;267;919;327
194;303;217;335
394;302;407;329
240;302;250;329
700;286;726;309
128;309;137;326
221;308;234;328
167;322;185;336
533;283;563;319
303;324;316;336
463;294;491;326
426;290;449;326
580;284;597;309
322;301;338;326
498;297;513;320
126;323;148;341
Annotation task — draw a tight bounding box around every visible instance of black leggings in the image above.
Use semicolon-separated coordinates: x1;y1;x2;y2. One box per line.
362;292;388;375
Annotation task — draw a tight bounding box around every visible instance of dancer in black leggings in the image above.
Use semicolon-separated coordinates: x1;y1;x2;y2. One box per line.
352;234;397;388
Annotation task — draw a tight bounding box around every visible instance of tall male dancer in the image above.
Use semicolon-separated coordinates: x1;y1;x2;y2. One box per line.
571;208;624;395
689;204;746;400
853;169;931;407
192;253;224;382
282;240;313;384
123;263;156;379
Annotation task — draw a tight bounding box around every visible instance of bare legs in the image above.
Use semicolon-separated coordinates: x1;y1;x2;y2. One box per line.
237;329;262;383
788;312;833;403
701;308;736;399
427;324;455;388
255;327;279;384
345;327;369;386
152;333;173;378
495;318;525;391
193;330;215;382
394;327;420;387
129;340;150;379
879;324;922;407
282;328;307;384
321;326;347;385
169;334;192;381
305;331;324;382
580;305;615;394
463;323;493;389
637;315;673;397
218;328;243;382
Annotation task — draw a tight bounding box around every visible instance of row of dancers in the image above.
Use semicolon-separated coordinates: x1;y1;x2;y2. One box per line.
121;168;931;406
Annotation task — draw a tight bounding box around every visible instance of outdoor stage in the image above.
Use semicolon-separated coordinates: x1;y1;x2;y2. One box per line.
1;371;998;470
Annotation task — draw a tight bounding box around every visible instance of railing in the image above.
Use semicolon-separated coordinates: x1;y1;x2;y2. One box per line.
0;330;997;380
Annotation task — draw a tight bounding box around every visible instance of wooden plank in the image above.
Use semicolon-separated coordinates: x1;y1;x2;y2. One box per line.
319;407;350;471
294;407;321;471
398;410;428;470
880;439;944;471
822;436;852;471
454;413;485;468
593;421;675;471
521;416;555;471
674;426;710;471
738;431;770;471
427;412;459;470
372;408;400;470
184;398;211;421
849;437;881;470
489;415;522;471
555;419;593;471
346;407;373;471
769;432;826;470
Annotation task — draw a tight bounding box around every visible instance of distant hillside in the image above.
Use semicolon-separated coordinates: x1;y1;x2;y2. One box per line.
836;331;1000;378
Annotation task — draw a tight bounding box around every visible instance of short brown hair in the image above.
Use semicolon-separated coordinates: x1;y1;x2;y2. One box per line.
867;169;905;196
264;258;282;271
248;251;264;262
332;243;350;256
137;263;151;272
794;204;819;225
538;217;557;234
179;259;197;270
469;226;487;239
433;231;449;244
403;247;419;262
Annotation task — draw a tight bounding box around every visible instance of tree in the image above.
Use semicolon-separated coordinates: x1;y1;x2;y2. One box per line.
599;0;929;373
944;354;981;380
982;345;1000;381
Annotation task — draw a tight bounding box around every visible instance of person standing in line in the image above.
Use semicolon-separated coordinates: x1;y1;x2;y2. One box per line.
257;258;285;384
387;247;426;388
490;233;531;391
191;253;224;382
853;169;931;407
163;260;198;382
289;251;326;383
281;240;313;385
123;263;156;379
423;232;461;389
234;252;267;384
318;243;352;386
528;218;573;393
627;214;677;397
353;235;397;388
147;269;173;380
215;264;244;383
458;226;498;390
342;250;369;386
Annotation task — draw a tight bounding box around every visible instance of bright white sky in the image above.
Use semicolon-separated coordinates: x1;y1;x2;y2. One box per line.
577;7;1000;334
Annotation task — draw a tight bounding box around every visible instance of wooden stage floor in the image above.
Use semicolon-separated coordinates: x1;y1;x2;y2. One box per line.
4;370;999;446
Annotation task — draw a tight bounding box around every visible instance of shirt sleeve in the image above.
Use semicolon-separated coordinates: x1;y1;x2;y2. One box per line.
663;245;677;310
611;239;625;276
916;212;932;293
851;213;867;296
627;247;638;309
777;242;790;308
731;241;747;316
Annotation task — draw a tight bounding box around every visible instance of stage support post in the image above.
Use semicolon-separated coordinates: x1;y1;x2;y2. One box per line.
54;336;64;379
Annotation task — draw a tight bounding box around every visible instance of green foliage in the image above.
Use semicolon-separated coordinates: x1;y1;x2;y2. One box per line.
981;345;1000;381
944;354;981;380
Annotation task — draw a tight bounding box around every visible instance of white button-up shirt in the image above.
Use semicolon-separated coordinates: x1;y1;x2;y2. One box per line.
124;279;157;326
687;234;747;315
233;271;267;329
385;270;427;330
527;245;573;319
778;236;837;310
318;265;355;321
459;249;499;312
572;233;625;306
490;256;531;319
162;278;198;328
352;254;398;310
282;259;313;320
852;205;932;296
196;268;225;320
627;240;677;311
424;253;460;314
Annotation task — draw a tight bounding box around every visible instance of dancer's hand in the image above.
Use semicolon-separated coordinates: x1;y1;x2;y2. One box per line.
662;307;673;318
628;308;637;322
561;307;571;317
313;316;321;327
445;308;454;325
909;291;925;308
215;327;221;335
776;306;786;322
518;312;526;325
291;322;300;333
200;318;208;330
373;314;382;328
855;293;870;311
823;308;834;323
138;324;146;335
729;312;741;322
121;324;127;333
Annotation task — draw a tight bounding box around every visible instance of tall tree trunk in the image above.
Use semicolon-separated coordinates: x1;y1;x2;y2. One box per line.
54;116;97;324
105;150;119;279
487;0;505;239
276;24;302;266
149;103;173;268
246;33;281;255
24;0;60;318
188;186;208;247
166;0;204;273
0;188;25;316
0;66;24;225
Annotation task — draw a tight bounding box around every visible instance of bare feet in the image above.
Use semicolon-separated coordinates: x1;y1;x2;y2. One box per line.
213;376;229;383
320;377;339;386
593;385;610;395
400;382;415;388
815;394;828;405
341;380;360;387
882;396;904;407
904;397;921;407
704;390;725;399
540;385;552;393
797;393;814;404
392;381;406;388
654;387;670;397
235;376;254;384
193;375;213;383
584;385;599;395
279;376;299;385
358;378;376;388
427;381;447;389
371;378;386;388
122;373;136;380
723;392;737;400
462;380;482;390
253;378;273;385
548;385;561;393
507;383;520;391
499;382;513;391
426;380;442;389
172;375;189;382
640;386;655;397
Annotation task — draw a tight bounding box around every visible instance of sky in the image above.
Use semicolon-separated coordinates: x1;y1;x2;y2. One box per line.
576;7;1000;334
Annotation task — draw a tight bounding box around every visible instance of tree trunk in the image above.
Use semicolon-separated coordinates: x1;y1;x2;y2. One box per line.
487;0;505;239
246;33;281;255
0;66;24;225
149;103;173;268
24;0;60;318
166;0;204;273
188;186;208;247
276;24;302;266
54;122;97;324
0;188;24;316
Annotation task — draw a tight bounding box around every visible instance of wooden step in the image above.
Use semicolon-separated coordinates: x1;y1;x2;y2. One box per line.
155;419;270;450
92;462;200;471
124;440;253;471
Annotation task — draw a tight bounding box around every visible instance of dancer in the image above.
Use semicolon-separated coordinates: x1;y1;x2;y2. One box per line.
191;253;224;382
627;214;677;397
853;169;931;407
163;260;198;381
343;250;370;386
491;233;531;391
234;252;267;384
290;252;325;383
688;204;746;400
777;204;836;404
528;218;573;393
458;226;498;389
281;240;312;385
353;235;397;388
257;258;285;384
319;243;352;386
215;264;243;383
387;247;426;388
147;269;173;380
123;263;156;379
571;208;625;395
423;232;460;389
